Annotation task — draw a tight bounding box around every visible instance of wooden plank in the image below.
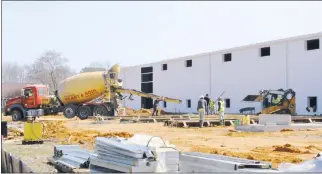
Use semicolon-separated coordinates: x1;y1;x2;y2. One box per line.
308;118;313;123
183;121;188;128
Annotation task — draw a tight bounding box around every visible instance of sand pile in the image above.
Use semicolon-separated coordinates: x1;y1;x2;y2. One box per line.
7;127;24;139
191;145;305;168
304;145;322;152
42;120;133;148
272;144;309;154
280;129;294;132
225;132;263;137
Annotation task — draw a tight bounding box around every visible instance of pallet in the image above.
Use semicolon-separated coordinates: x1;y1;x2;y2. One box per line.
22;140;44;145
119;115;234;123
164;119;239;128
292;117;322;123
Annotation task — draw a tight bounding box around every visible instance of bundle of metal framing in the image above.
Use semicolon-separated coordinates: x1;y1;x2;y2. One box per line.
49;145;95;173
90;137;159;173
179;152;278;173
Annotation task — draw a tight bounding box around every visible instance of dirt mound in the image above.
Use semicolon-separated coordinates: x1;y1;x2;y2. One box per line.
7;127;24;139
305;145;322;151
41;120;133;149
280;129;294;132
273;144;309;154
191;145;304;168
225;132;263;137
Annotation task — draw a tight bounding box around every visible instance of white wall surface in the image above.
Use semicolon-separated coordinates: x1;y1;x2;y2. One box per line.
153;53;211;113
119;33;322;115
119;66;141;110
210;42;288;113
288;36;322;114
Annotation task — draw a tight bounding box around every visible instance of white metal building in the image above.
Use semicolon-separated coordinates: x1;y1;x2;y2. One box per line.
119;32;322;115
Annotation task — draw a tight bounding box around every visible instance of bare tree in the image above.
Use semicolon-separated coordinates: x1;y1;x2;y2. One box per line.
80;60;111;73
27;50;75;94
89;61;111;69
2;62;26;83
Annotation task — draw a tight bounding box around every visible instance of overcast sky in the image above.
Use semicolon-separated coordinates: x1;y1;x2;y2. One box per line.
3;1;322;71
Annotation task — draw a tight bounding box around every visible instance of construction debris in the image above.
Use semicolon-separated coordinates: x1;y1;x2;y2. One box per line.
235;114;322;132
278;153;322;172
42;120;133;147
190;145;307;168
48;145;96;173
179;152;275;172
90;134;179;173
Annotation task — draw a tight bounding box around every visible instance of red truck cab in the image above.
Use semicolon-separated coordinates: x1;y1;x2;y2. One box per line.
4;84;50;121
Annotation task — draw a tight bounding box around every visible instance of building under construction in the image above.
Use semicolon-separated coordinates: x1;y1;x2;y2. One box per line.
119;32;322;115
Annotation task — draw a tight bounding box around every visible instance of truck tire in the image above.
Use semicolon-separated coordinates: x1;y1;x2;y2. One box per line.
63;104;77;119
93;105;108;116
11;109;22;121
77;106;91;120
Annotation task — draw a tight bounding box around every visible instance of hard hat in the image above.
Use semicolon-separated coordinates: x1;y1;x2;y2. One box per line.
200;95;204;99
219;97;223;100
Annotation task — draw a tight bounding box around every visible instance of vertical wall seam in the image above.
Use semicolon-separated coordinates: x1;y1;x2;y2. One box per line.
286;42;289;89
209;52;212;97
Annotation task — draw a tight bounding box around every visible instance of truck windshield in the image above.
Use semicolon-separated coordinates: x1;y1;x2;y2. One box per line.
38;88;47;96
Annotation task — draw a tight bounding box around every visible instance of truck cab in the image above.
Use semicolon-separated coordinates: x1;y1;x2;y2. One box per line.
4;84;53;121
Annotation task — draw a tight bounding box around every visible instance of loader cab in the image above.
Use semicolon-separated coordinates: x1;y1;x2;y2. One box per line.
262;93;283;109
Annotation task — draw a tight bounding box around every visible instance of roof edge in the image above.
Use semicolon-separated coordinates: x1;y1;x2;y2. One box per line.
122;31;322;68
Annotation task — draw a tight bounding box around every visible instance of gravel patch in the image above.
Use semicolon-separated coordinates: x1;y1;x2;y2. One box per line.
2;139;57;173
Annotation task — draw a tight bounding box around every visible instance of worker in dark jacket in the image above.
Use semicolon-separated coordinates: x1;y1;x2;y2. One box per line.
204;94;210;115
197;95;207;128
152;97;161;116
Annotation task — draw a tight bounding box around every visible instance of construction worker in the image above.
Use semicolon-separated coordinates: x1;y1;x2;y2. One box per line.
152;97;161;116
218;97;225;126
197;95;206;128
209;100;215;115
204;94;210;115
272;95;281;106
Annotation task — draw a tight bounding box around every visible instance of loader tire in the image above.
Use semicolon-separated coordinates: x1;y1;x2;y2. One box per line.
77;106;91;120
63;104;77;119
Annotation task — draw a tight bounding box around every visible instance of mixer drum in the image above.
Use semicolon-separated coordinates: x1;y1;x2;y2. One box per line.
57;71;106;105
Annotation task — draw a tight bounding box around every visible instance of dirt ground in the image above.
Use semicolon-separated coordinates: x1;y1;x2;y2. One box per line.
2;139;57;173
64;120;322;168
2;114;322;171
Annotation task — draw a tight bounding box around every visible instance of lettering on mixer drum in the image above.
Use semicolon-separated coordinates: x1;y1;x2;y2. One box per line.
64;95;80;101
84;89;98;97
64;89;98;101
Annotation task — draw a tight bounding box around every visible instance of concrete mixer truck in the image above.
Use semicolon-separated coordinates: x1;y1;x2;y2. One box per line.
4;64;182;121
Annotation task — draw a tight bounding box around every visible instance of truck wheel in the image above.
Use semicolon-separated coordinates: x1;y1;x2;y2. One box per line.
63;104;77;119
77;106;91;120
11;109;22;121
93;105;108;116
